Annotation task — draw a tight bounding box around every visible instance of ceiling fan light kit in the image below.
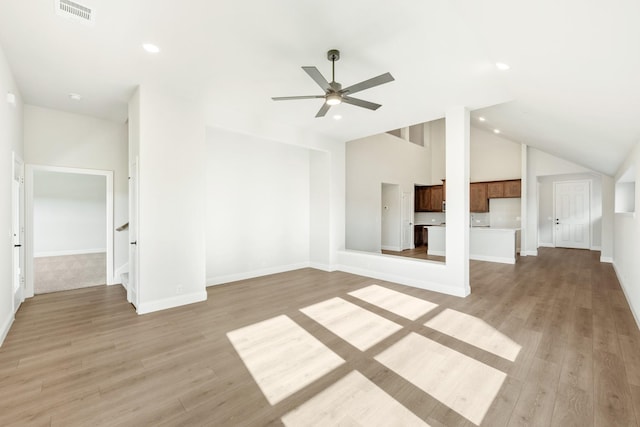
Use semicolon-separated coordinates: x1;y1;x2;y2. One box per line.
272;49;394;118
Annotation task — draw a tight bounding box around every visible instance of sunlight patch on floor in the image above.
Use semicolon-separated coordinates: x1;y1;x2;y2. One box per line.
348;284;438;320
375;332;506;425
300;297;403;351
424;308;521;362
227;315;345;405
281;370;430;427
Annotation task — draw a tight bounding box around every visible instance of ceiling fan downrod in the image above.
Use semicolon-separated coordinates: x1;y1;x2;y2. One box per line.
327;49;340;84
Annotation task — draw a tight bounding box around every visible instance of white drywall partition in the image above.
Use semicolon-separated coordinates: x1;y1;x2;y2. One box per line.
132;85;207;314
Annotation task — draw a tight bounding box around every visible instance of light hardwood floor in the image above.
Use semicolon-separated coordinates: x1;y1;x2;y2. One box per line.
1;248;639;426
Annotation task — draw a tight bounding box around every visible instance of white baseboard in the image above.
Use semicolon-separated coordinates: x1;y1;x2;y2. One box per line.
538;243;555;248
335;264;468;298
34;248;106;258
470;254;516;264
136;290;208;315
612;262;640;331
114;263;129;281
381;245;402;252
309;262;334;272
0;312;14;347
207;262;311;287
522;250;538;256
600;256;613;263
591;245;602;251
428;250;446;257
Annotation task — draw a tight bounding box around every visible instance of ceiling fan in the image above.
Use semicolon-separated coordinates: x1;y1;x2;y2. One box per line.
272;49;394;118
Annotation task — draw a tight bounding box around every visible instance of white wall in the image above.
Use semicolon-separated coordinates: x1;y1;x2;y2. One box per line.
346;133;431;252
524;147;613;258
0;42;23;346
429;119;446;184
134;85;207;313
33;171;106;256
537;173;602;249
205;127;311;285
470;126;521;181
613;140;640;327
23;106;128;272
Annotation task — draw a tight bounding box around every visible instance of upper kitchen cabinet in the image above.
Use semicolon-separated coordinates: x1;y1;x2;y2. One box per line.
470;182;488;212
415;186;430;212
430;185;443;212
486;179;521;199
503;180;522;198
415;184;444;212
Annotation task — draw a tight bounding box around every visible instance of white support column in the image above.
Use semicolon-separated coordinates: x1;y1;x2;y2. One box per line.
445;106;470;295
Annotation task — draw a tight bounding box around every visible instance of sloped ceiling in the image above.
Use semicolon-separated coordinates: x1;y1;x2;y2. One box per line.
1;0;638;175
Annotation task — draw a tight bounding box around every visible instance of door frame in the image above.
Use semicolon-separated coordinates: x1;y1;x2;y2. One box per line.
401;191;413;250
11;152;25;313
25;164;114;298
552;179;591;249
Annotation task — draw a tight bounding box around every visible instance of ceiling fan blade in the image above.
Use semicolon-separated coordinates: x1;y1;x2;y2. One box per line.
315;103;331;118
342;96;382;111
272;95;325;101
341;72;394;95
303;66;332;92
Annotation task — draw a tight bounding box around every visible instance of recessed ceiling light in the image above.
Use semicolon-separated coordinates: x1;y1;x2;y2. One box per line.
478;117;486;122
142;43;160;53
493;129;501;134
333;114;342;120
69;93;82;101
495;62;510;71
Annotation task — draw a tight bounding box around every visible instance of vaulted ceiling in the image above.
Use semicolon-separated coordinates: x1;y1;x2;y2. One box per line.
1;0;638;175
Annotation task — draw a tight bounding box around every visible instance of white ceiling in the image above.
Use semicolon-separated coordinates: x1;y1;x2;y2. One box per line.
1;0;638;175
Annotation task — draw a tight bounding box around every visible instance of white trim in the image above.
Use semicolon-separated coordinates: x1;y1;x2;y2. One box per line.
34;248;106;258
522;250;538;256
470;254;515;264
590;245;602;251
136;290;207;315
428;250;446;256
612;262;640;331
600;256;613;263
309;262;334;272
114;263;129;281
335;264;468;297
381;245;402;252
207;262;311;287
538;242;555;248
25;164;115;297
0;313;14;347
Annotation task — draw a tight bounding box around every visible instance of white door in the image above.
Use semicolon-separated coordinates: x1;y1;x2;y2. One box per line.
128;159;139;308
554;181;590;249
402;191;413;250
12;154;24;313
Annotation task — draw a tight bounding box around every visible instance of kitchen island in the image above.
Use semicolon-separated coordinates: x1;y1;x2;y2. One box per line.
424;225;520;264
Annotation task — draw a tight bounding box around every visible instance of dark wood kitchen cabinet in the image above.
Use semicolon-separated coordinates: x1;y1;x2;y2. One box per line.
429;186;443;212
470;182;488;212
503;179;522;197
415;186;430;212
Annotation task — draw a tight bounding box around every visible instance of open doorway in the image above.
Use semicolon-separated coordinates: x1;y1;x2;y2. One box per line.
25;165;114;296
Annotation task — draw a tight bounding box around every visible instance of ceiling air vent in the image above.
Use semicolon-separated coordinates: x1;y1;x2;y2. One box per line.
55;0;95;25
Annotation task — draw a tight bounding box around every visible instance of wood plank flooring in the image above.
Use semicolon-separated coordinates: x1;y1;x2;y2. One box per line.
1;247;639;426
